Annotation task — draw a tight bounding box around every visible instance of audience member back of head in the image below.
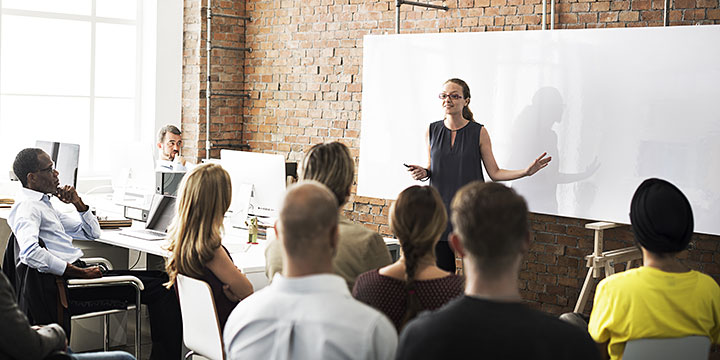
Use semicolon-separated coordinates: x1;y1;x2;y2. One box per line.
588;178;720;360
224;181;397;360
396;181;599;360
264;141;391;289
352;185;464;331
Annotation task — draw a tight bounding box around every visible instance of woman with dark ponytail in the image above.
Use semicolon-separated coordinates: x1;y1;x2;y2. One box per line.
406;78;552;273
352;185;464;331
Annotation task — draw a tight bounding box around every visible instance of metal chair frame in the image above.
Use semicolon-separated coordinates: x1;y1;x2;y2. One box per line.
66;257;143;358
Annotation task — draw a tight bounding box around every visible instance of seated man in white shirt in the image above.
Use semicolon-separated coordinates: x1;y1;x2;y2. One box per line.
156;124;188;171
7;148;182;360
223;181;397;360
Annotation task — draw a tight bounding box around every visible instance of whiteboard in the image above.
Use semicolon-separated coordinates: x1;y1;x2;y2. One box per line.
357;26;720;236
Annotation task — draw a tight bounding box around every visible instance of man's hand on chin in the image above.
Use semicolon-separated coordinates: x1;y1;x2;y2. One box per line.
55;185;89;212
175;155;186;166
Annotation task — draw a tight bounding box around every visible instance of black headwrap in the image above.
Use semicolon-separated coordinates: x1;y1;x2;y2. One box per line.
630;178;693;253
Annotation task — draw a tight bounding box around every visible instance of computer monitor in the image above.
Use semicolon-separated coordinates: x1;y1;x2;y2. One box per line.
145;194;177;232
35;141;80;188
220;149;286;219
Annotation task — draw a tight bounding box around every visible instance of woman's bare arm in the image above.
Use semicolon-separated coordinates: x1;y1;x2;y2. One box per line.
206;246;254;301
480;127;551;181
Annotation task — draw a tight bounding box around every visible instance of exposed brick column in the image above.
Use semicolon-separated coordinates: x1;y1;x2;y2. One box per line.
182;0;248;161
182;0;202;161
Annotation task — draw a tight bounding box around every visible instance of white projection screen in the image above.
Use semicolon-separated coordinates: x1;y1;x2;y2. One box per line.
357;25;720;236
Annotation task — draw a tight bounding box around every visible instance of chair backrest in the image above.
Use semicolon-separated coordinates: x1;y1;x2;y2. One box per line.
623;336;711;360
176;274;225;360
2;233;18;287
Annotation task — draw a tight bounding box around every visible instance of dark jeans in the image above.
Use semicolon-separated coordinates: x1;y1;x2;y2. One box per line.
69;270;182;360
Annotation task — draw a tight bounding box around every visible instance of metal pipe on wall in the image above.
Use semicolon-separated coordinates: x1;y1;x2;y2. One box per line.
664;0;669;26
206;0;212;160
542;0;547;30
396;0;401;34
550;0;555;29
395;0;449;34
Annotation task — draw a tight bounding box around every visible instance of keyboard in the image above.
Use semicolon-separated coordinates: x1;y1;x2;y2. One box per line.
119;228;168;241
224;243;252;254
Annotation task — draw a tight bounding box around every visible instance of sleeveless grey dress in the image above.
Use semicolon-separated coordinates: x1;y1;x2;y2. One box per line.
429;120;485;242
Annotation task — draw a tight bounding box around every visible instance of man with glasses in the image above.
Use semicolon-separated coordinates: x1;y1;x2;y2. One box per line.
7;148;183;359
9;148;101;279
156;124;188;171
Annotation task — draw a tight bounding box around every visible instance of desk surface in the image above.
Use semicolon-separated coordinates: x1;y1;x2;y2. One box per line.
97;226;271;274
2;192;400;275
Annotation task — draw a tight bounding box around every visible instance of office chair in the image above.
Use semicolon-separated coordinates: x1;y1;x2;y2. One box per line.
622;336;711;360
3;233;144;358
176;274;225;360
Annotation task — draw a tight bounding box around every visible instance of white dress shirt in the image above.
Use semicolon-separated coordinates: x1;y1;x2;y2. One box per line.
155;159;188;172
223;273;397;360
7;188;102;276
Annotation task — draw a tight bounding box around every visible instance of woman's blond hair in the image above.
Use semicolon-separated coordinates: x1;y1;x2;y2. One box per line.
300;142;354;207
165;163;232;288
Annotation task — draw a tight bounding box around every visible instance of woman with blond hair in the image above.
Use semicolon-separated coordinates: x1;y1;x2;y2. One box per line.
352;185;464;331
264;141;392;290
165;163;253;330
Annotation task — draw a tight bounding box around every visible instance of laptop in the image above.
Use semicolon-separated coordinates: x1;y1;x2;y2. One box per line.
119;194;176;241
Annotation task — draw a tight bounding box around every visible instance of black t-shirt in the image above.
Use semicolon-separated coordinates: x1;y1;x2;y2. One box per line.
396;296;600;360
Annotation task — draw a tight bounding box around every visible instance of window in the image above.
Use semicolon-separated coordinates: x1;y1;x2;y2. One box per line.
0;0;141;178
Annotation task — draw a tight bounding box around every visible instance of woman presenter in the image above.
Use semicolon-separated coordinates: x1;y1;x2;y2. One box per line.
406;78;551;272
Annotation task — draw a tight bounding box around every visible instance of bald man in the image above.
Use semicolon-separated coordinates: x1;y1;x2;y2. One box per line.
223;181;397;360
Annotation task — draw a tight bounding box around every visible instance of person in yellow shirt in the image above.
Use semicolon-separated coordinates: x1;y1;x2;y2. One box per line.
588;178;720;360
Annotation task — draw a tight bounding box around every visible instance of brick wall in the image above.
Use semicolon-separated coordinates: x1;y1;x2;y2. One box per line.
181;0;720;315
183;0;248;160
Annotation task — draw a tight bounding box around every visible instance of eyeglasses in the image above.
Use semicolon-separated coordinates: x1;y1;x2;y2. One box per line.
438;93;463;100
35;164;55;173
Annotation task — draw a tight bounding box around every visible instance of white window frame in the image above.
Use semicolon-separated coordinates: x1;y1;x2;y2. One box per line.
0;0;143;178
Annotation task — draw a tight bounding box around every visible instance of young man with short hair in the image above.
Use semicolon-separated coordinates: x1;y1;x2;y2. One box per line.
396;181;599;360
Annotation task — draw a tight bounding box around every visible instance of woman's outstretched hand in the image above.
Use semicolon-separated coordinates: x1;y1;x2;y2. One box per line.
526;152;552;177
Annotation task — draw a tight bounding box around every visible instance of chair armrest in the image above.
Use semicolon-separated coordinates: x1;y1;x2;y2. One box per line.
80;257;114;270
68;275;144;291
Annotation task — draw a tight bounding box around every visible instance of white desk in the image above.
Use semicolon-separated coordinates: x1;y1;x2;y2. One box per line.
97;225;272;290
2;193;401;291
1;194;274;290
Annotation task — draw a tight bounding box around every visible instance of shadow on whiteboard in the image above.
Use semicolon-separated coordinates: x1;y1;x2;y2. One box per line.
508;87;600;215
